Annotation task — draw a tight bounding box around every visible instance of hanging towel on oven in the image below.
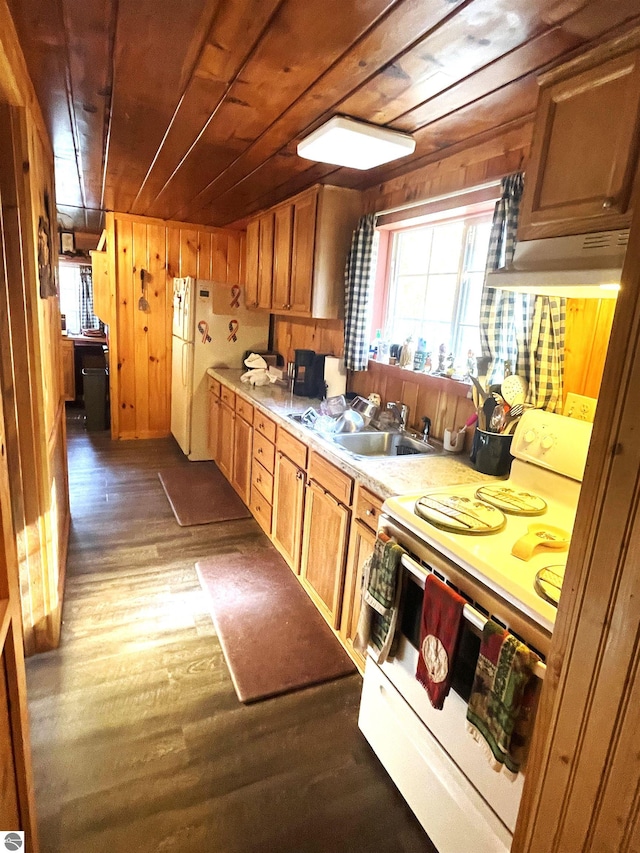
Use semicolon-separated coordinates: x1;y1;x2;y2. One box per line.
416;574;466;709
466;619;540;777
354;532;404;664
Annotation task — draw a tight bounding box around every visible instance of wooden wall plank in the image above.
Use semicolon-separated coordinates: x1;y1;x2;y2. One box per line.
115;219;137;436
147;223;169;435
180;227;199;279
131;221;150;436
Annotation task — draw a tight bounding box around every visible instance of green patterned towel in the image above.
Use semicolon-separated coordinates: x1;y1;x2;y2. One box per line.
466;620;540;778
354;535;404;663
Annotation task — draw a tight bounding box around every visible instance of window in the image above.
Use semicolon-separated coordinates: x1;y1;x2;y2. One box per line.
383;211;492;369
58;263;101;335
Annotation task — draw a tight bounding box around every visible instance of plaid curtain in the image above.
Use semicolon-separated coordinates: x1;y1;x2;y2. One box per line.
79;265;98;330
344;214;377;372
479;173;533;383
527;297;565;412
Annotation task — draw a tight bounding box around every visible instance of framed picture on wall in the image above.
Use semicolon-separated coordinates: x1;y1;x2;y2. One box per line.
38;191;56;298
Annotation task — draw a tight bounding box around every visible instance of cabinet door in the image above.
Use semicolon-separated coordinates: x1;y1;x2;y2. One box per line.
289;191;317;315
519;49;640;239
90;250;110;325
257;212;274;310
300;480;350;628
217;402;235;481
208;388;221;461
272;451;305;573
231;416;252;505
340;519;376;672
61;340;75;401
245;218;260;308
272;204;294;313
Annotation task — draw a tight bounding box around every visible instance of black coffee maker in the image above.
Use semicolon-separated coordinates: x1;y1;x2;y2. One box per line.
293;349;326;397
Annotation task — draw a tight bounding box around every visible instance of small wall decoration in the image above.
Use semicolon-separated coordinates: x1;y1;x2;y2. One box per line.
38;191;56;298
60;231;75;254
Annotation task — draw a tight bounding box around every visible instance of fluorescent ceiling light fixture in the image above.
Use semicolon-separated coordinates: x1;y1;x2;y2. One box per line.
297;116;416;170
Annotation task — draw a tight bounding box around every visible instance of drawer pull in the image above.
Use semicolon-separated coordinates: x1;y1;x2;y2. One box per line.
602;197;613;209
366;508;376;517
257;475;262;484
257;448;263;455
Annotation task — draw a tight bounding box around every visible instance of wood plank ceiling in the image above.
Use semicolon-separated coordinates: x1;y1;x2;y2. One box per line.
7;0;640;232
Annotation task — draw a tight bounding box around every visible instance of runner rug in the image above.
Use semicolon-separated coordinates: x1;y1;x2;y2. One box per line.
196;548;356;702
158;462;250;526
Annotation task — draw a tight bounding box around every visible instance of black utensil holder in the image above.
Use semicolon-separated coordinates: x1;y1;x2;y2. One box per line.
470;428;514;477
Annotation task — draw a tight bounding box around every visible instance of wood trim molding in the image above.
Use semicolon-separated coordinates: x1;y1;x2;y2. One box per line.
513;159;640;852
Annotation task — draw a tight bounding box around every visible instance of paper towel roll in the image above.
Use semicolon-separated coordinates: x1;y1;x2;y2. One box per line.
323;356;347;398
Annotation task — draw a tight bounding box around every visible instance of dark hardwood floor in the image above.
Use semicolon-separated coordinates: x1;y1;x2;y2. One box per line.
25;412;437;853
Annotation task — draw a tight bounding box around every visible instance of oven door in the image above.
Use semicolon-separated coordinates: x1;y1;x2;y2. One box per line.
358;515;544;852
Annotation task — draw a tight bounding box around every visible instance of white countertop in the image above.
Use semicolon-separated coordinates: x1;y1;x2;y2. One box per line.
208;368;495;499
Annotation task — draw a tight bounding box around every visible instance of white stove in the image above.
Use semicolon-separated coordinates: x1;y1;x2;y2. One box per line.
383;408;593;635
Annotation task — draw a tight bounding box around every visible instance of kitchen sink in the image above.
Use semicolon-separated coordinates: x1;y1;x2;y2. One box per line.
331;431;435;458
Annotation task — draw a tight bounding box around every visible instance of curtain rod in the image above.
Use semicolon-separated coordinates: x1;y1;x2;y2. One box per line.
375;179;502;219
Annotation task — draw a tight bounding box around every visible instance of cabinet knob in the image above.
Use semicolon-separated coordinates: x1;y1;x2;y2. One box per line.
602;197;614;209
365;508;375;517
257;448;263;455
257;475;262;483
296;471;304;480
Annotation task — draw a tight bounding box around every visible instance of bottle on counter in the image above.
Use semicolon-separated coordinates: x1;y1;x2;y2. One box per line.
413;337;427;372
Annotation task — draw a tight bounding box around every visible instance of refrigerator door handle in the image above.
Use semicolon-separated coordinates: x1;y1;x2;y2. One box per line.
182;342;189;387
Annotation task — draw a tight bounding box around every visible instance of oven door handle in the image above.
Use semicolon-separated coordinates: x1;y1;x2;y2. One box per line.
380;525;547;681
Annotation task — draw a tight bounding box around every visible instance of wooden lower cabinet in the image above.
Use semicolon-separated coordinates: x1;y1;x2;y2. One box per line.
300;480;350;629
231;415;252;504
272;451;306;573
340;518;376;673
217;402;235;481
208;384;221;460
61;338;75;401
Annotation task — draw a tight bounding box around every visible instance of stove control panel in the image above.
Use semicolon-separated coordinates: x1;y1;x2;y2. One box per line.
512;409;593;482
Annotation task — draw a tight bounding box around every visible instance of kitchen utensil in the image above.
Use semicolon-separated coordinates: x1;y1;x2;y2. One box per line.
138;269;149;312
502;374;527;406
490;403;507;432
320;394;347;417
349;395;379;426
534;565;565;607
483;396;497;431
470;375;489;402
511;524;571;561
334;410;365;433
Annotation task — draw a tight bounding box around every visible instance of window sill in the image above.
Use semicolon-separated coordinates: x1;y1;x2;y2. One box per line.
362;359;472;399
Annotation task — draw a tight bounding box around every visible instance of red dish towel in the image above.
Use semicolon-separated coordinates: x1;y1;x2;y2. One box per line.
416;574;466;709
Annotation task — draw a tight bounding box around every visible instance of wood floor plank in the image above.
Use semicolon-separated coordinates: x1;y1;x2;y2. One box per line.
26;416;437;853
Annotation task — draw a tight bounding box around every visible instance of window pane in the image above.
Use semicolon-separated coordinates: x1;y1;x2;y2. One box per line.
384;209;492;369
429;222;465;273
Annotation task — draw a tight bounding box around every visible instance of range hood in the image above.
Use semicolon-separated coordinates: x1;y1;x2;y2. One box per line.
485;228;629;298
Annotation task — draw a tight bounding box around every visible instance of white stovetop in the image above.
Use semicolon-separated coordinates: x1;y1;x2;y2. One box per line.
384;460;583;634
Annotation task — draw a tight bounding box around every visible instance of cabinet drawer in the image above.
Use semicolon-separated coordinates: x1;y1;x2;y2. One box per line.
220;385;235;407
252;459;273;502
254;411;277;443
235;396;254;424
308;451;353;506
356;487;384;531
250;485;272;535
208;377;221;397
276;427;307;469
253;431;275;473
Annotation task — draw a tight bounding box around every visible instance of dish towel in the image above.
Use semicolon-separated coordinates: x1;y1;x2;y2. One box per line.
466;619;540;778
416;574;466;709
354;533;404;664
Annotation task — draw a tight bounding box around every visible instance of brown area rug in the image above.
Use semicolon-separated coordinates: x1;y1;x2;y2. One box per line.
158;462;250;526
196;549;356;702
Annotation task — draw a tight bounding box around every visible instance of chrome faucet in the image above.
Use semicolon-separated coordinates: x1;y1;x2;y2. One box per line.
387;401;409;431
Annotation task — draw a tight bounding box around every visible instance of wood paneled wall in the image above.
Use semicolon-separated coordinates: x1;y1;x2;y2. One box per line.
106;213;245;439
564;297;616;401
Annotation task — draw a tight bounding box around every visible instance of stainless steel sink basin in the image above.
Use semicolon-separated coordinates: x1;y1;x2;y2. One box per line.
331;431;435;458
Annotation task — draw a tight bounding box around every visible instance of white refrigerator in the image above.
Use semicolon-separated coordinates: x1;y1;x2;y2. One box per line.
171;277;269;460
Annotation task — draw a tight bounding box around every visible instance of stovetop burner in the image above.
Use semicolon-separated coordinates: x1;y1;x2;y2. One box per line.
474;485;547;516
414;494;506;534
534;565;565;607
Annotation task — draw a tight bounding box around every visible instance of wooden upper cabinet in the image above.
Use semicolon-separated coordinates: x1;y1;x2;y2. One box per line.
90;248;110;325
257;212;274;310
245;184;362;319
245;219;260;309
519;42;640;240
290;190;317;315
